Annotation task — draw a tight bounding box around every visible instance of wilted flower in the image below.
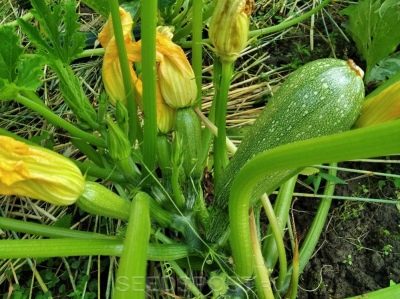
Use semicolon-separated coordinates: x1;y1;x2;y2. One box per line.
129;27;197;109
134;78;176;133
98;8;140;106
98;7;133;49
0;136;85;205
209;0;253;63
156;27;197;109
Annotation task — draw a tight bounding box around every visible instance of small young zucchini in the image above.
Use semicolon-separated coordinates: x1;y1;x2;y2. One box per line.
77;182;130;220
207;58;365;242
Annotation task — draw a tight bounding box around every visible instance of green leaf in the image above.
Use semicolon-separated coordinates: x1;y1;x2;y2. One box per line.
50;59;98;129
0;28;44;99
0;80;19;100
368;52;400;84
81;0;110;16
343;0;400;80
20;0;85;63
18;18;51;55
299;166;320;176
63;0;86;61
0;26;23;82
15;54;44;91
319;172;347;185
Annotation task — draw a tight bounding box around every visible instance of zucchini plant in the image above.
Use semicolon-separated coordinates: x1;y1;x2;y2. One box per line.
0;0;399;298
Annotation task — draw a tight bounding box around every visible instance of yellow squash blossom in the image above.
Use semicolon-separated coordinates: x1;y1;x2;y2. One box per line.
0;136;85;205
101;37;141;106
98;7;140;106
134;78;176;134
355;75;400;128
98;7;133;48
209;0;253;63
128;27;197;109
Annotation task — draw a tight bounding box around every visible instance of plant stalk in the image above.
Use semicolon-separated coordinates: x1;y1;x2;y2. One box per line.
108;0;140;143
213;61;233;185
250;209;274;299
114;192;151;299
229;119;400;278
192;0;203;105
15;93;106;147
140;0;158;172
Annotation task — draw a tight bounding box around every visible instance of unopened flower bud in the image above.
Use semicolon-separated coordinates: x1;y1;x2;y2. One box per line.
0;136;84;205
106;118;131;161
156;27;197;108
209;0;253;63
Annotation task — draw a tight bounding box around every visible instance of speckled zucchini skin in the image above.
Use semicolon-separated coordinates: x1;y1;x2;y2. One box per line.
207;58;365;242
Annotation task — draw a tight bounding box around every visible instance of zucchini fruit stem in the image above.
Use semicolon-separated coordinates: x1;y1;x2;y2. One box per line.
214;62;233;185
114;192;151;299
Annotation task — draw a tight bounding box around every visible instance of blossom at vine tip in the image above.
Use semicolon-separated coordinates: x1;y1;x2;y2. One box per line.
98;7;133;49
128;27;197;109
209;0;253;63
157;27;197;109
0;136;85;205
134;78;176;133
101;37;140;105
98;7;141;105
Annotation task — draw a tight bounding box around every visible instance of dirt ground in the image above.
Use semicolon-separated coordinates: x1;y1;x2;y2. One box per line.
296;161;400;298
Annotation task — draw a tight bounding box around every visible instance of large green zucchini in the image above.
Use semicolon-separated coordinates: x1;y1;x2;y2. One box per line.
207;58;365;242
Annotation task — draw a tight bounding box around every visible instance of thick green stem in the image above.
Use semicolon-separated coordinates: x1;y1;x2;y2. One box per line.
213;62;233;185
76;48;105;59
15;93;106;147
286;239;300;299
250;209;274;299
260;194;287;290
192;0;203;105
281;166;337;294
229;119;400;278
170;261;205;298
157;134;172;176
199;59;221;167
140;0;158;172
2;12;33;27
0;239;190;261
173;1;215;41
0;217;114;240
179;0;331;48
263;175;298;268
249;0;331;38
71;139;104;167
75;160;126;182
297;165;337;273
171;162;186;209
114;192;151;299
108;0;140;143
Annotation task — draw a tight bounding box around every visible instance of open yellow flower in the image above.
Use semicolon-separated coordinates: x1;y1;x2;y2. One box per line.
128;27;197;109
0;136;85;205
209;0;253;63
